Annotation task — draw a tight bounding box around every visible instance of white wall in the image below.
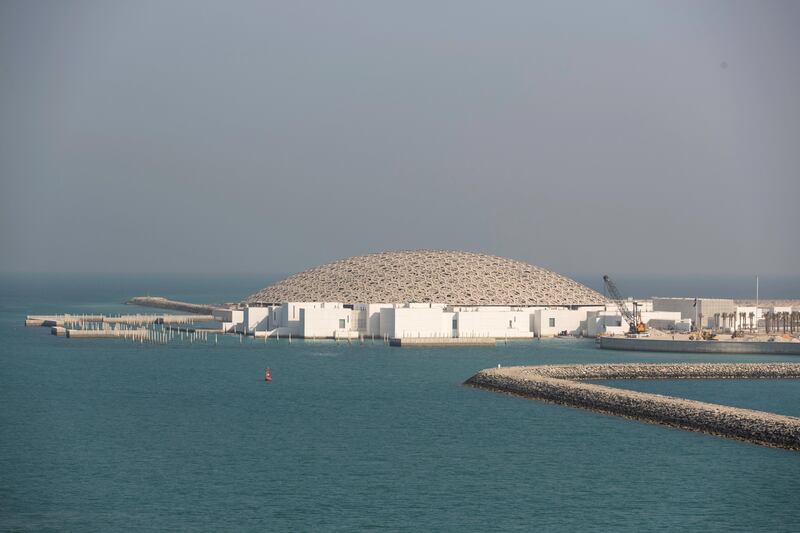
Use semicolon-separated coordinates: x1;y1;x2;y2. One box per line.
242;302;613;340
271;303;302;335
585;310;624;337
640;310;682;330
300;306;354;338
243;307;270;334
406;302;448;309
364;303;393;336
262;302;327;337
213;308;244;333
535;309;587;337
379;307;396;338
455;309;534;338
387;306;454;338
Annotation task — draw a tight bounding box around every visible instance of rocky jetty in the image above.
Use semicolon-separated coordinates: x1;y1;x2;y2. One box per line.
126;296;215;314
466;363;800;451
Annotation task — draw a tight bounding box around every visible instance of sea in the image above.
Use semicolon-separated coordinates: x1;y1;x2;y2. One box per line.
1;273;799;532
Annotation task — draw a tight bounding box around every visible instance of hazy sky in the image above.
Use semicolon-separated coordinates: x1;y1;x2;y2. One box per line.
1;0;798;276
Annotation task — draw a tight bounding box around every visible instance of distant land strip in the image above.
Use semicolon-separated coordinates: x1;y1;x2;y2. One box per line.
465;363;800;451
126;296;216;314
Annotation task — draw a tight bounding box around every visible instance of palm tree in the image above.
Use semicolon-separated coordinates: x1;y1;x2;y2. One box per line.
749;312;755;332
721;312;728;331
714;313;720;331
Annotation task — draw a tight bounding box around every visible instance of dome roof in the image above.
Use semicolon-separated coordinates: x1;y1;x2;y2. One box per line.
244;250;605;306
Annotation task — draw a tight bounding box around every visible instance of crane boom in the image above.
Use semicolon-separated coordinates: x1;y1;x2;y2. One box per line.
602;275;644;334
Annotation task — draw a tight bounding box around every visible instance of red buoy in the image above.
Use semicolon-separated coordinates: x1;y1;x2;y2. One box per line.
264;368;272;382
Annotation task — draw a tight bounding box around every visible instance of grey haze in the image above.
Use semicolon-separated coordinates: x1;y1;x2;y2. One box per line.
0;0;798;276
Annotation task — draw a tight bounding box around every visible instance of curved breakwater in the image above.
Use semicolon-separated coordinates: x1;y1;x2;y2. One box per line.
126;296;216;314
465;363;800;450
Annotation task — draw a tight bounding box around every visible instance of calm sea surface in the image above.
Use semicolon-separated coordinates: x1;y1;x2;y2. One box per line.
1;274;799;531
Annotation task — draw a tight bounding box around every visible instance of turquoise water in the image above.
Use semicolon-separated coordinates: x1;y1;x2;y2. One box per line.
2;276;800;531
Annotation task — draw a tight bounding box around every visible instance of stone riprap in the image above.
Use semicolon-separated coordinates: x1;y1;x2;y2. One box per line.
126;296;215;314
465;363;800;451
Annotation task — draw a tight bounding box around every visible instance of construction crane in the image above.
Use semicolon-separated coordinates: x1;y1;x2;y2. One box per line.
602;275;647;335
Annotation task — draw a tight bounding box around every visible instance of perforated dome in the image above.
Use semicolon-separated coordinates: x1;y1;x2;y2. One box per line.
244;250;604;306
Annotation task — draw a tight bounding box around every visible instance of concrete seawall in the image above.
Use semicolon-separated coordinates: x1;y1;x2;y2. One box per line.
390;337;496;347
597;336;800;355
466;363;800;451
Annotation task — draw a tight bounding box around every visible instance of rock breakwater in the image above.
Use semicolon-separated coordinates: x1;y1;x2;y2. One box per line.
465;363;800;451
126;296;215;314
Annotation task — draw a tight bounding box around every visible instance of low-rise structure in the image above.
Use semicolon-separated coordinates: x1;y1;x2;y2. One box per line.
653;297;737;330
215;251;696;340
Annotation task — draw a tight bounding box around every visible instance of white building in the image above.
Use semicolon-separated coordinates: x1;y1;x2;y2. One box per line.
652;297;737;330
212;251;703;340
225;301;612;339
221;300;686;340
215;250;616;339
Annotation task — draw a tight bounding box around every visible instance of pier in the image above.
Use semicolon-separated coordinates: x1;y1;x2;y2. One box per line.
25;312;220;344
26;313;212;328
64;328;150;339
466;363;800;451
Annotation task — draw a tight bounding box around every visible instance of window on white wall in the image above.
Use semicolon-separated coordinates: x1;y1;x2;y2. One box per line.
549;318;556;327
339;319;346;329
